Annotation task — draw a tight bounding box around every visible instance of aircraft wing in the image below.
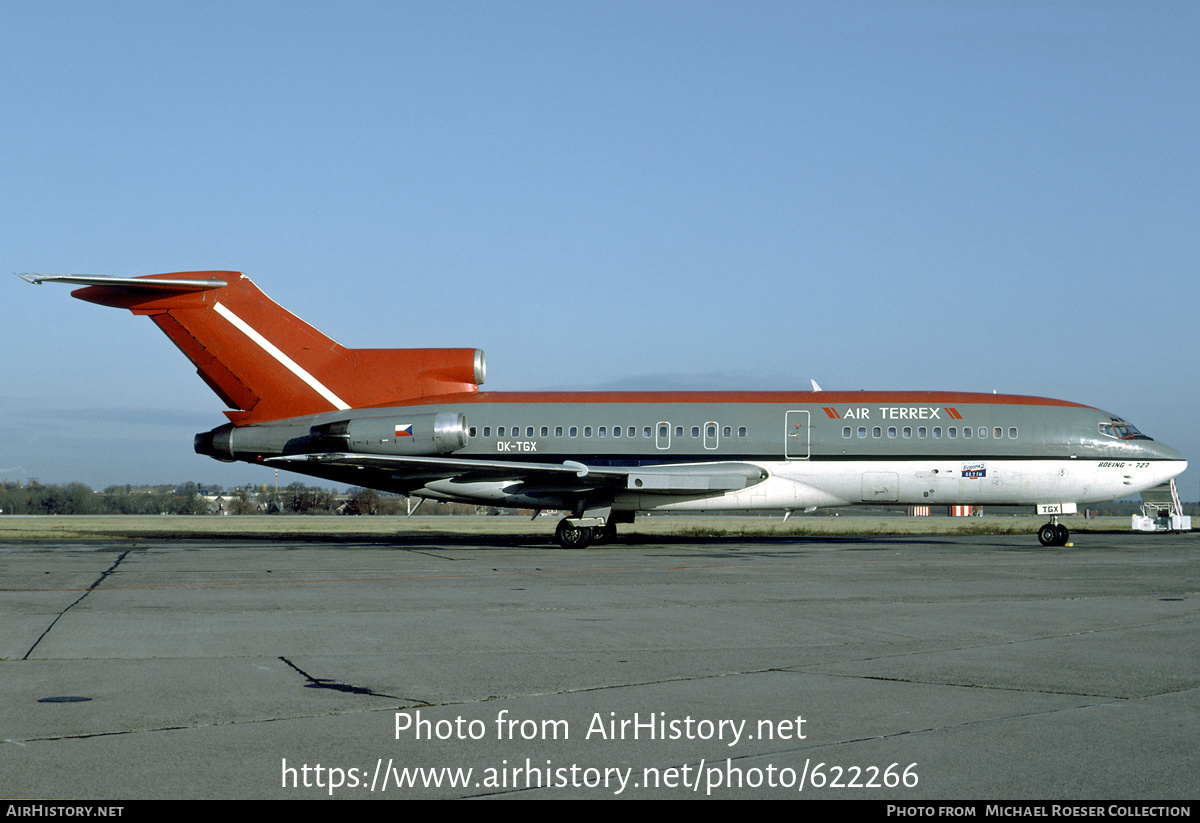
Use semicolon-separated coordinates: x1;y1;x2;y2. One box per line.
268;453;767;493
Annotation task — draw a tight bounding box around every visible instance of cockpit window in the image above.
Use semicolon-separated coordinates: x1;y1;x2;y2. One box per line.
1098;420;1152;441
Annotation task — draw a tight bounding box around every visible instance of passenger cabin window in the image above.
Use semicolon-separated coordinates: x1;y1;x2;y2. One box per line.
723;426;732;437
598;427;606;437
541;426;548;437
873;426;881;438
691;426;700;437
484;427;491;437
962;427;971;439
1009;427;1018;439
858;426;867;438
569;426;578;437
843;427;852;438
994;427;1003;439
675;426;683;438
644;426;652;438
887;427;896;439
738;427;747;437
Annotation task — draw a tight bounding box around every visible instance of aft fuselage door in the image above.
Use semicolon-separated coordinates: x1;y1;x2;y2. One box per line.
785;410;810;459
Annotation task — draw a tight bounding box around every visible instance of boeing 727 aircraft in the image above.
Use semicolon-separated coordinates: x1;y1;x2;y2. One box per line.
21;271;1187;548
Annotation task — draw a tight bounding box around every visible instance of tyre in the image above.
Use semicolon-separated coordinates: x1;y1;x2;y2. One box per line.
555;519;594;549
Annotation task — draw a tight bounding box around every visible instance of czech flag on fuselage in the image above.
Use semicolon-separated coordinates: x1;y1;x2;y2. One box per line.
395;424;413;437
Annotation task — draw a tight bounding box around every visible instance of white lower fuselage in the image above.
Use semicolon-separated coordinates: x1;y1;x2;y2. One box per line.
419;458;1181;513
616;458;1181;512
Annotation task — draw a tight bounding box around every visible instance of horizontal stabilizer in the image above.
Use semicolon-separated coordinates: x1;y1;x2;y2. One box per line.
17;273;227;291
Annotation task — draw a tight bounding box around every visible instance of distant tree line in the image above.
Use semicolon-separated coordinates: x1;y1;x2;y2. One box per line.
0;481;209;515
276;484;483;516
0;480;493;516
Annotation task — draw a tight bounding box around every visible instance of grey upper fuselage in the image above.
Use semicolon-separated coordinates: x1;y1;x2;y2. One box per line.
198;390;1184;468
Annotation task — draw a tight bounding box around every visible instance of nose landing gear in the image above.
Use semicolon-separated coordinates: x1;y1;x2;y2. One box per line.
1037;518;1070;547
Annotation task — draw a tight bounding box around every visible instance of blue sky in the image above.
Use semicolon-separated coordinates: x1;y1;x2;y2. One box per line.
3;1;1197;496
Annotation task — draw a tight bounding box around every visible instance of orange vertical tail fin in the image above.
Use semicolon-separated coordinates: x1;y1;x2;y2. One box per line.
23;272;484;424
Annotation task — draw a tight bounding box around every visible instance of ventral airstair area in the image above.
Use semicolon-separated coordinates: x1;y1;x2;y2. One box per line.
1132;479;1192;533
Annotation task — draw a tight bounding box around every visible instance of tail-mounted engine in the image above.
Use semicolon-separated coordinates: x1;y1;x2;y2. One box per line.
195;411;469;462
309;412;469;456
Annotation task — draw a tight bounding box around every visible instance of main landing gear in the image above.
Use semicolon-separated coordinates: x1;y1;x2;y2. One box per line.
555;518;595;549
1037;518;1070;547
554;517;620;549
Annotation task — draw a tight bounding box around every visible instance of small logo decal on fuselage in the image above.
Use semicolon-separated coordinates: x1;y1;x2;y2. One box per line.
961;462;987;478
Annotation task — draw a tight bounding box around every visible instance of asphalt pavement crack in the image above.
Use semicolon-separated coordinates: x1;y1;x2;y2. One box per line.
22;550;130;660
279;656;430;703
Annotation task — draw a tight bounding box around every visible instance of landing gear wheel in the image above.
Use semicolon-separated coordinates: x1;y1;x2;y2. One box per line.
591;523;618;544
555;519;594;549
1038;523;1070;547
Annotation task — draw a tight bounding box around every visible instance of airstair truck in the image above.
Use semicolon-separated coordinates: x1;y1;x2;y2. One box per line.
1132;479;1192;532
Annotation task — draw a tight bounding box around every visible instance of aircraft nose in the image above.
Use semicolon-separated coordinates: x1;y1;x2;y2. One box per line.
1144;440;1187;483
1148;441;1186;463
